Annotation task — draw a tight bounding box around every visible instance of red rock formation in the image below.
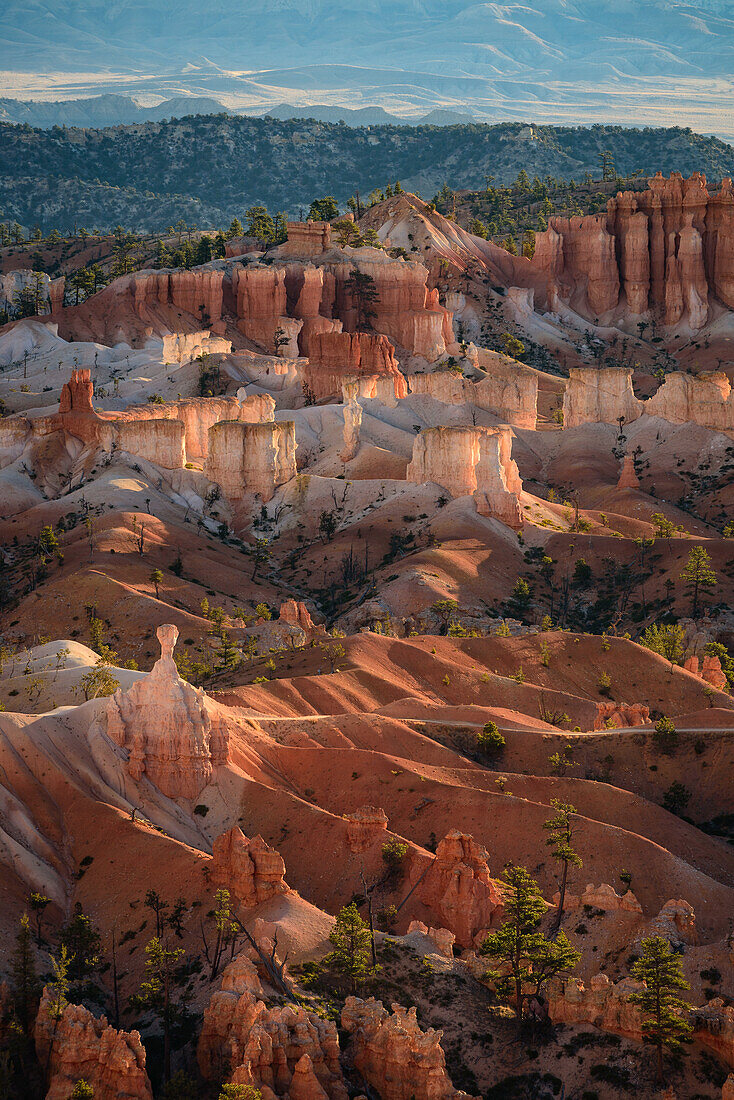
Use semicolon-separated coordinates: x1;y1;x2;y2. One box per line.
278;600;325;641
233;265;288;350
344;806;389;853
548;973;645;1039
474;426;523;526
58;368;94;415
684;653;727;689
128;269;223;325
35;988;153;1100
198;955;347;1098
341;997;476;1099
553;882;642;913
100;623;230;800
280;221;332;257
169;269;223;323
206;420;297;502
594;702;650;729
550;970;734;1070
723;1073;734;1100
410;831;503;948
48;276;66;314
616;454;640;489
329;257;448;361
306;330;406;401
211;827;288;908
533;173;734;328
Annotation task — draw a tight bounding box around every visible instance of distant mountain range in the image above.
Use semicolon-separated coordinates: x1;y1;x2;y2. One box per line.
0;95;478;130
1;115;733;234
1;1;734;139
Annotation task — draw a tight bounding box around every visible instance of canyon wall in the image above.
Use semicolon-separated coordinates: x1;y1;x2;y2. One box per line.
130;269;224;325
206;419;297;501
533;173;734;329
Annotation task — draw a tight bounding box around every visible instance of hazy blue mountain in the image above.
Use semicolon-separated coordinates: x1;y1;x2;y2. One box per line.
2;1;733;138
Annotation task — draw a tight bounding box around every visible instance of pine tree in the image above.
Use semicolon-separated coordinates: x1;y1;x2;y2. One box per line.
628;936;692;1084
323;903;376;992
679;545;716;618
344;269;380;330
481;865;579;1031
543;801;582;931
131;937;185;1084
11;914;40;1033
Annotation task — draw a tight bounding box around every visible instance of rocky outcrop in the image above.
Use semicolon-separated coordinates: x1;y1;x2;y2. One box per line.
563;365;734;437
341;379;362;461
306;331;407;401
35;988;153;1100
550;971;734;1069
281;221;332;257
724;1075;734;1100
120;393;275;465
278;600;325;642
408;351;539;430
407;426;522;524
563;367;642;429
548;973;645;1039
694;1001;734;1071
683;653;728;689
100;623;229;800
474;426;523;526
59;367;94;415
407;922;456;959
554;882;642;914
645;371;734;434
34;368;187;469
198;954;347;1098
341;997;475;1099
641;898;696;947
344;806;389;853
211;828;288;908
206;419;296;502
410;831;503;948
594;701;650;729
533;173;734;329
330;256;448;361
